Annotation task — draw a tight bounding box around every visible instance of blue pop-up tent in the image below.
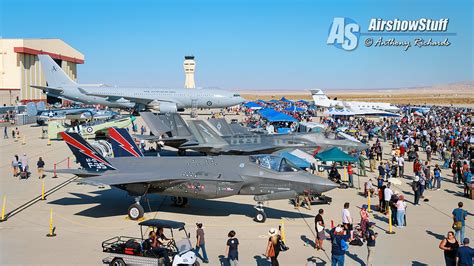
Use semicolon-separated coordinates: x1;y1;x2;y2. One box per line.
258;108;298;122
244;101;263;110
297;100;310;104
280;97;293;103
268;99;279;104
284;106;306;112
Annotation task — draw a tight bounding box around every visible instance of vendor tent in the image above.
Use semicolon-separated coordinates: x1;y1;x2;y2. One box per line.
258;108;298;122
284;106;306;112
244;102;263;110
315;147;357;162
280;97;293;103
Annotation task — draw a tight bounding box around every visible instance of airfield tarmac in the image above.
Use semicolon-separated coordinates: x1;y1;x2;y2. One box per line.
0;112;472;265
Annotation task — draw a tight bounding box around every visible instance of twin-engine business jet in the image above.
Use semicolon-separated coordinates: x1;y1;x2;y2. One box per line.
311;89;400;114
54;129;337;222
33;55;244;112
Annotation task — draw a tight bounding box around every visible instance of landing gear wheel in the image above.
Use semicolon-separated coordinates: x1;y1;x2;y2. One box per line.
128;203;144;220
110;258;126;266
255;210;267;223
172;197;188;207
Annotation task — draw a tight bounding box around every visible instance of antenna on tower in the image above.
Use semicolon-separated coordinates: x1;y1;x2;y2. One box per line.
184;55;196;89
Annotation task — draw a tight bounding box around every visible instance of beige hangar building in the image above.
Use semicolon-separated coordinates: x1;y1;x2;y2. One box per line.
0;39;84;106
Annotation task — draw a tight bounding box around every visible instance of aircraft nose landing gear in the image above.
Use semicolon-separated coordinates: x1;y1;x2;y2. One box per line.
128;197;144;220
254;201;267;223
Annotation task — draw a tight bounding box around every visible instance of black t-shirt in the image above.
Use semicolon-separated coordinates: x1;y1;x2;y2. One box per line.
315;214;324;231
366;229;376;247
227;237;239;259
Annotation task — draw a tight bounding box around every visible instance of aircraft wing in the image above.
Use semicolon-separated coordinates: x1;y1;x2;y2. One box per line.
31;85;64;95
79;172;241;186
44;168;103;177
78;89;175;105
133;134;190;143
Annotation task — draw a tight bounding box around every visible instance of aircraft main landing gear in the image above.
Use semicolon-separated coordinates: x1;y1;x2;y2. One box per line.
171;196;188;207
254;201;267;223
128;197;144;220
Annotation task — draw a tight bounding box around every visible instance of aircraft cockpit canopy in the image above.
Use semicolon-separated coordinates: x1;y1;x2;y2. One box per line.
250;155;299;172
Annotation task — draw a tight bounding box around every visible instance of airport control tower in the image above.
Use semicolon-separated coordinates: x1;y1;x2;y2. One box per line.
184;55;196;89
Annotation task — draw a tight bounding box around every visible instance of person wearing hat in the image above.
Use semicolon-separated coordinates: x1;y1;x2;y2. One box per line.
360;205;369;235
456;238;473;266
265;228;282;266
194;223;208;263
366;222;377;266
329;225;350;266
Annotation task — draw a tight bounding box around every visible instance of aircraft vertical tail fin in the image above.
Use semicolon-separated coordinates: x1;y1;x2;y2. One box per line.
108;127;144;157
187;120;227;146
60;132;116;171
37;54;77;87
310;89;331;107
140;112;172;136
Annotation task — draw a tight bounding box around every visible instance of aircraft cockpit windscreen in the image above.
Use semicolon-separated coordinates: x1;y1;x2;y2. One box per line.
250;155;299;172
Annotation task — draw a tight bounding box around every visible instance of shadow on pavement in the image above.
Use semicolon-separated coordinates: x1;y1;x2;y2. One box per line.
254;255;271;266
444;189;465;197
346;251;366;265
307;256;327;265
412;261;428;266
301;235;316;248
49;188;314;220
425;230;444;240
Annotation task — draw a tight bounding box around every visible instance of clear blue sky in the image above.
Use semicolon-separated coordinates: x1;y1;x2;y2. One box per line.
1;0;472;90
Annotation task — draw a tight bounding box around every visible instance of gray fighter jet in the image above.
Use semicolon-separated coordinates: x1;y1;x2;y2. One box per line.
137;112;367;155
55;130;337;222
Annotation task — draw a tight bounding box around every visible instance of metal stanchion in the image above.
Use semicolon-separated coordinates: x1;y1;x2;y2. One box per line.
367;190;372;213
0;196;6;221
46;208;56;237
53;163;58;178
41;179;46;200
386;208;396;234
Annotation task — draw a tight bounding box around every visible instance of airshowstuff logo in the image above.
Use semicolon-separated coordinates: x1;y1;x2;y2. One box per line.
327;17;454;51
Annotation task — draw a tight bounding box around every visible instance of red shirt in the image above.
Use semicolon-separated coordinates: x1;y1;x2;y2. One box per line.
347;165;353;175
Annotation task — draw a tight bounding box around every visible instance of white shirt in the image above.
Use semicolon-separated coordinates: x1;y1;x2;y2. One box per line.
397;156;404;166
342;209;352;224
384;187;393;201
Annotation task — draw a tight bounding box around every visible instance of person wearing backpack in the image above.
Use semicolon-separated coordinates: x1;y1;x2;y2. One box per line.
265;228;282;266
329;225;350;266
452;202;467;243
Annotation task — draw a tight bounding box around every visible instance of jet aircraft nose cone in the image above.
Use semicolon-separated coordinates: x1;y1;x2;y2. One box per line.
312;176;339;194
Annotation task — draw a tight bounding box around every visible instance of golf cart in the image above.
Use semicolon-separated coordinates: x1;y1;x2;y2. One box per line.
102;219;198;266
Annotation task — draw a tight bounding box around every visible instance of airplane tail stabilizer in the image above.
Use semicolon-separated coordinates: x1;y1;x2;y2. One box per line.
37;55;77;87
108;127;144;158
60;132;116;171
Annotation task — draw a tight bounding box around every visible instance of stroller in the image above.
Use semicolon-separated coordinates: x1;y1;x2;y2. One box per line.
17;161;30;179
